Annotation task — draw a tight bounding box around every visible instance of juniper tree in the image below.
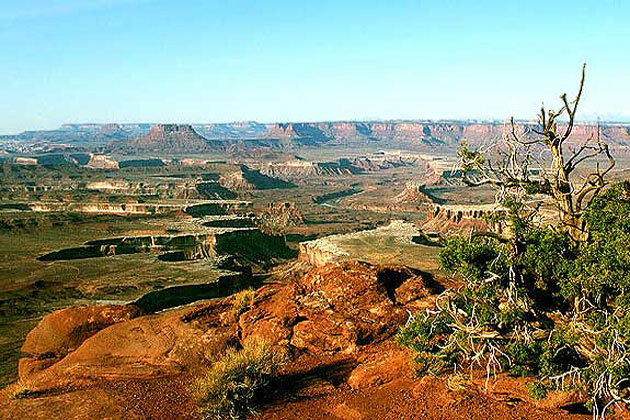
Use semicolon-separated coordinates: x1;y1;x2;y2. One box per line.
458;64;615;243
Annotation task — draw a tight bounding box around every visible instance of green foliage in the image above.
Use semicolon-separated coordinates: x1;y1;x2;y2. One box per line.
457;141;485;172
398;182;630;418
527;381;549;400
192;339;285;420
439;236;508;285
574;181;630;303
519;227;576;293
395;311;455;376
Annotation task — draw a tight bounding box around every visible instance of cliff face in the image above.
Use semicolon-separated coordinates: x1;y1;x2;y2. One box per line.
421;203;503;236
260;156;419;180
121;124;218;153
219;165;295;190
263;123;333;145
259;121;630;150
6;120;630;154
27;200;251;216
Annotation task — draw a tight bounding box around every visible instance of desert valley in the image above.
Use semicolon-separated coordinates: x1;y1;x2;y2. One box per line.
2;0;630;418
0;114;630;419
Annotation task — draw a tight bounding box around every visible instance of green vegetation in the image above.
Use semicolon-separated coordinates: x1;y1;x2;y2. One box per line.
527;381;549;400
192;339;285;420
8;378;42;400
397;182;630;418
399;68;630;419
232;288;256;315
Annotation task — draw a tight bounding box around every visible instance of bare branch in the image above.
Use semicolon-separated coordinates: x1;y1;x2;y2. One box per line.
559;63;587;143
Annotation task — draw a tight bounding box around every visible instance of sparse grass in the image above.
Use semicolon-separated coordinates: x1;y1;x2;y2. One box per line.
445;373;471;392
0;219;226;387
232;288;256;315
10;379;38;400
192;338;285;420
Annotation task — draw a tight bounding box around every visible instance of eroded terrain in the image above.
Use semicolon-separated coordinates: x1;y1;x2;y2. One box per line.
1;137;626;419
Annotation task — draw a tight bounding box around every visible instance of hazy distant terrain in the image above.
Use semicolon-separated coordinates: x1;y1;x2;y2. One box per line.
2;120;629;155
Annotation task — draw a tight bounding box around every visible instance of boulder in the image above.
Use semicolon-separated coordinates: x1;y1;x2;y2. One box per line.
240;261;423;355
19;305;141;377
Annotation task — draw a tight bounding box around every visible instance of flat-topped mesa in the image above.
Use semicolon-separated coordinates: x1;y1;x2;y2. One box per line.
259;155;420;180
422;203;506;236
26;200;251;216
263;123;332;145
259;121;630;150
122;124;218;153
6;121;630;153
298;220;428;268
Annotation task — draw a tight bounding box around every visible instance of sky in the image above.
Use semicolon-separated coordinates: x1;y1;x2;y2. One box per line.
0;0;629;134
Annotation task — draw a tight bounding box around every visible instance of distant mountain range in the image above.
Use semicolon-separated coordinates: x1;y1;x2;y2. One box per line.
2;120;630;154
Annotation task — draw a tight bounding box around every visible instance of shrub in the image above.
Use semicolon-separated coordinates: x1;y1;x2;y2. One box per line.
192;338;285;420
9;379;38;400
232;288;256;315
398;182;630;418
528;381;549;400
574;181;630;304
439;236;508;285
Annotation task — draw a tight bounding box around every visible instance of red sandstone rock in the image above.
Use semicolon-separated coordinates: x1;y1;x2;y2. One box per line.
2;259;589;420
19;304;142;377
123;124;217;153
8;260;436;419
347;349;412;389
240;261;422;356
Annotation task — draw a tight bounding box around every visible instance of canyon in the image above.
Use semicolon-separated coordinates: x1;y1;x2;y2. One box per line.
0;123;626;419
3;120;630;155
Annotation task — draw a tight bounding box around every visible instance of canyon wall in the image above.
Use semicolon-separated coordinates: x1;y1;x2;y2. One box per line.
27;200;251;216
422;203;504;236
5;121;630;154
258;121;630;150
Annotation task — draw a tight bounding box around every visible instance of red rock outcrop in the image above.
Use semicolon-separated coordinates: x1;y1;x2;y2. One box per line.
240;261;423;354
347;349;413;389
394;181;436;205
122;124;218;153
19;305;142;378
14;261;427;391
3;260;587;420
257;202;304;231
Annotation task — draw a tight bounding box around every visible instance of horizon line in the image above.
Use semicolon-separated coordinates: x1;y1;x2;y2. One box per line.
4;117;630;136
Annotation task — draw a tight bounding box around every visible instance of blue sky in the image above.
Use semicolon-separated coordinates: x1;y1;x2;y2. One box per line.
1;0;629;134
